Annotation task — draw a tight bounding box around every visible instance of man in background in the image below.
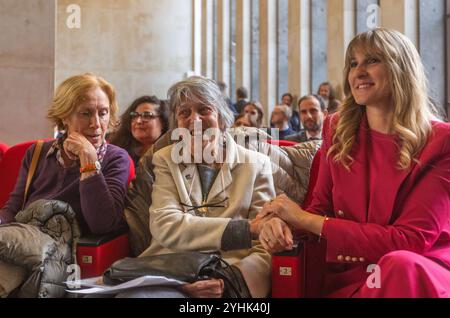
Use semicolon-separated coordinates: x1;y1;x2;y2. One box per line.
285;95;326;143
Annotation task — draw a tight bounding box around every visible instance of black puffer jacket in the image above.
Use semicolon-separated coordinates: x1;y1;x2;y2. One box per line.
0;200;81;298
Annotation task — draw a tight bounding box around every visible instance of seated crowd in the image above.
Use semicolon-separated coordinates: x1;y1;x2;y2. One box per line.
1;28;450;298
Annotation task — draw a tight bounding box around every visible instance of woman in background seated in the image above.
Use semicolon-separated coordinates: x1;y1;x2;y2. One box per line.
0;73;130;235
242;101;264;128
132;76;275;298
110;96;169;167
232;113;252;128
317;81;341;114
260;28;450;297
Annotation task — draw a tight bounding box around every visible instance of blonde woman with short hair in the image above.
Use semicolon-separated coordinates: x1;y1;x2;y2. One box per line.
259;28;450;297
1;73;130;234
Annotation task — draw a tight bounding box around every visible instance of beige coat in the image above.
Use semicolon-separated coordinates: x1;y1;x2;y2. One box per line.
140;133;275;298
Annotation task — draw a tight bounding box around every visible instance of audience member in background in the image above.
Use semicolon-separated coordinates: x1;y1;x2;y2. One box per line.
110;96;169;167
243;101;265;128
317;81;341;114
216;81;237;115
270;105;295;140
232;113;252;128
233;86;249;115
259;28;450;297
285;95;326;143
281;93;301;132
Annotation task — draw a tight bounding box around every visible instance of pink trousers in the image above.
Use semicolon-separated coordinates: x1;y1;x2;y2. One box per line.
351;250;450;298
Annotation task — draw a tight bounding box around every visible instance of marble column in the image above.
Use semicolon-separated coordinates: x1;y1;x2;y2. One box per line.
217;0;231;94
259;0;277;126
380;0;418;46
236;0;251;95
202;0;214;78
288;0;311;100
327;0;356;100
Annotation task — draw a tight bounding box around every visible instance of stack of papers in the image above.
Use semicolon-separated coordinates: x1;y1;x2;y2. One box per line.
66;275;186;295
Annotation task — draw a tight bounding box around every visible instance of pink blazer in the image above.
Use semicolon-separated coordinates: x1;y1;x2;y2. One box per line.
309;115;450;271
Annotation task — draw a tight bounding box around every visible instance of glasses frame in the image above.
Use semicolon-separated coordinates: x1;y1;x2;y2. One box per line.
130;111;160;122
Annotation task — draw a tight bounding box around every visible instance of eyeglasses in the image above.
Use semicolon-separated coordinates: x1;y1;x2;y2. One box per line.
180;197;229;216
130;111;160;122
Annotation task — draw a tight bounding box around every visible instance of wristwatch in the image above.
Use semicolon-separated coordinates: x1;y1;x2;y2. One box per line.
80;161;101;174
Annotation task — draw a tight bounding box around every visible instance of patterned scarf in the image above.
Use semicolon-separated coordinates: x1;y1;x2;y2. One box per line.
46;137;108;168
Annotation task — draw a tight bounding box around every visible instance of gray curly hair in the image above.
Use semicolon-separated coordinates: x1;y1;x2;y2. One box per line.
167;76;235;130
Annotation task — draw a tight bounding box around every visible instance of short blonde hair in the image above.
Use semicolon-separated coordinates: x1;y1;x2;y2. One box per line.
47;73;119;130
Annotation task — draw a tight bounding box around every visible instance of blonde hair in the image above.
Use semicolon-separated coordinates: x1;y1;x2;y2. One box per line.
329;28;440;170
47;73;119;130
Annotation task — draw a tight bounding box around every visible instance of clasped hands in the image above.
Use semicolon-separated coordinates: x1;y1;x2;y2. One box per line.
251;194;313;254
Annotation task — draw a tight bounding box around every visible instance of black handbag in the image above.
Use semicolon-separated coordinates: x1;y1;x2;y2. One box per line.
103;252;251;298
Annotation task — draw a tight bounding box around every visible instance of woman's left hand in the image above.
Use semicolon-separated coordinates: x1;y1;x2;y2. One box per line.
264;194;327;236
262;194;307;229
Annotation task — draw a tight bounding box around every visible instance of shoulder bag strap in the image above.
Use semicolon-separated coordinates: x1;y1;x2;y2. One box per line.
22;140;44;210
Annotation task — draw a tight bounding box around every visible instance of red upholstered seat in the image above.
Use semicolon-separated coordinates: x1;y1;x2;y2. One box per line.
266;139;298;147
271;148;325;298
0;140;44;208
0;142;8;164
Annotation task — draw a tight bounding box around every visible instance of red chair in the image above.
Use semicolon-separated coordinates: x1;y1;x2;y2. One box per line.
77;157;134;278
0;140;47;207
271;148;326;298
266;139;298;147
0;140;134;278
0;142;8;164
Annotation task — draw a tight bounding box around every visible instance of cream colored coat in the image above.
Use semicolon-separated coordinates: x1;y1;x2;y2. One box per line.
140;133;275;298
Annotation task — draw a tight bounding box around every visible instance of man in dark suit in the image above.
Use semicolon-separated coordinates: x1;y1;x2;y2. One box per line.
285;94;326;143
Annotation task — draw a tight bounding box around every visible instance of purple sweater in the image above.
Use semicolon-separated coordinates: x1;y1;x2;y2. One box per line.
0;141;130;235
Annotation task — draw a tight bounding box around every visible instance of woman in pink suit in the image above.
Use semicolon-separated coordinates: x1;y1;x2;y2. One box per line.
259;28;450;297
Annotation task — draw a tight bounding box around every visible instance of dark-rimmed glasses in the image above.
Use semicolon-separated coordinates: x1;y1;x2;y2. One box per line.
130;111;160;122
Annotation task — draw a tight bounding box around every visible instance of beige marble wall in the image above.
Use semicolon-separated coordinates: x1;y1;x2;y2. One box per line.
0;0;56;145
55;0;193;113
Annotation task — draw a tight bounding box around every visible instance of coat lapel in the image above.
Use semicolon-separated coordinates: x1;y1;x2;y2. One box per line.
180;164;202;207
178;133;240;207
206;133;238;202
207;164;232;201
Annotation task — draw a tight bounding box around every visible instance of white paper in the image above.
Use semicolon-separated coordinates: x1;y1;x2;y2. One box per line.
66;275;187;295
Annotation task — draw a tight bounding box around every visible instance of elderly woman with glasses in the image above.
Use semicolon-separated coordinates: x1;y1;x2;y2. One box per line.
110;96;169;167
121;76;275;299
